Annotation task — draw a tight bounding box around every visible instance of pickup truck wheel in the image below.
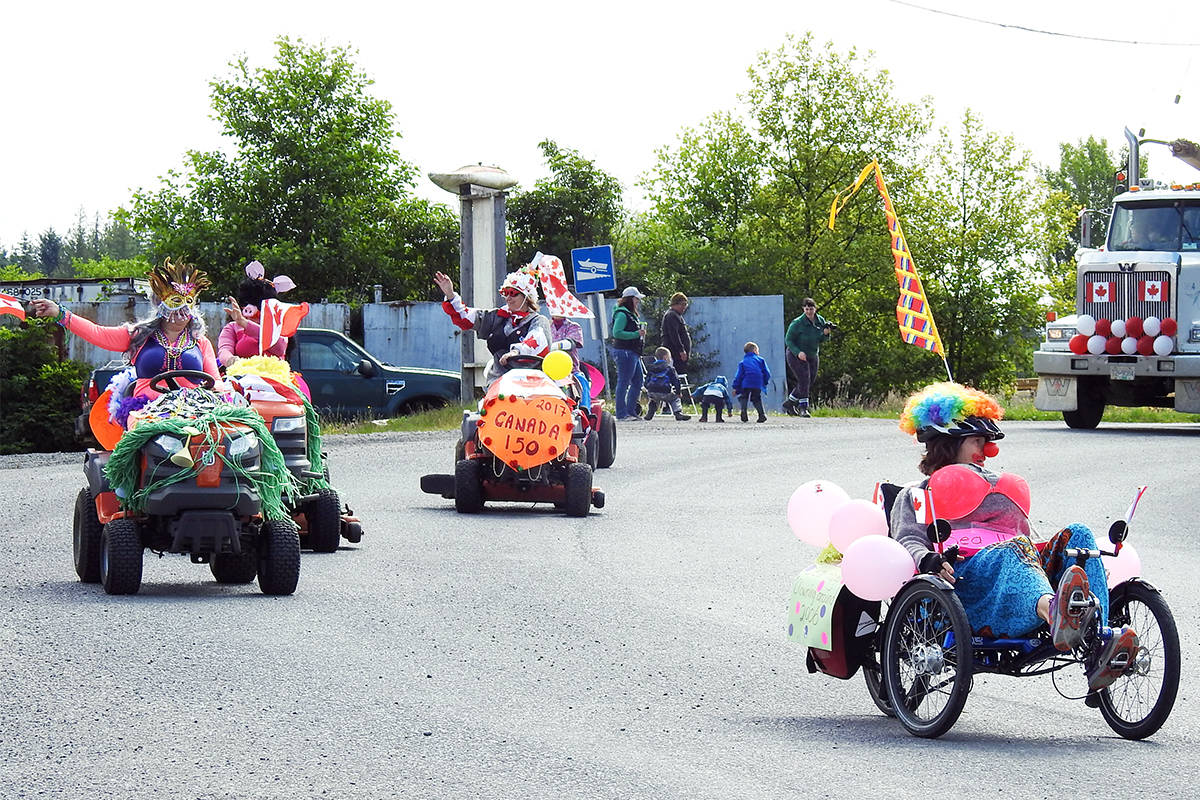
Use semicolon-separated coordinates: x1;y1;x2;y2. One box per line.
454;458;484;513
597;411;617;468
1063;389;1105;429
100;519;143;595
73;488;103;583
258;520;301;596
306;488;342;553
210;552;258;584
564;463;593;518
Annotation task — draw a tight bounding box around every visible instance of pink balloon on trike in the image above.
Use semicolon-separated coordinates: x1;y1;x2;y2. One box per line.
1103;542;1142;589
841;534;916;601
787;479;850;547
829;499;889;553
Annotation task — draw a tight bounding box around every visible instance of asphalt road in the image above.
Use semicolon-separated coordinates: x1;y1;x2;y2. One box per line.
2;417;1198;799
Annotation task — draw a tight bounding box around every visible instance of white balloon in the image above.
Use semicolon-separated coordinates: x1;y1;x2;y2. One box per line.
1075;314;1096;337
1121;336;1139;355
1087;335;1106;355
1153;335;1174;356
1143;316;1162;337
1110;319;1127;338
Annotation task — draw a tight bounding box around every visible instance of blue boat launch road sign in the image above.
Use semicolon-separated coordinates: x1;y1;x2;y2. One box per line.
570;245;616;294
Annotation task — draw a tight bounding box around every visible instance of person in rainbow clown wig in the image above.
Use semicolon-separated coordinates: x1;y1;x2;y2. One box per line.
888;381;1139;693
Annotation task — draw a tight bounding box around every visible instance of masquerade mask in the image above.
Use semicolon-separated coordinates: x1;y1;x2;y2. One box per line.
148;257;210;313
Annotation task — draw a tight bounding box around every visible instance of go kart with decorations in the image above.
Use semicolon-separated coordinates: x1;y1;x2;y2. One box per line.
72;370;301;595
419;355;604;516
225;356;363;552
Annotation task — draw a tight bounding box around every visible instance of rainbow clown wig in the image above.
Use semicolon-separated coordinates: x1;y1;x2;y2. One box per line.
899;382;1005;442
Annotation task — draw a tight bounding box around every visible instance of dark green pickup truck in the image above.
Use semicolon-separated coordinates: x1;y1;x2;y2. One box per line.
78;328;460;437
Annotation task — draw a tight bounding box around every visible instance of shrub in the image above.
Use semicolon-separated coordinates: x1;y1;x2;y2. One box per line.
0;319;91;454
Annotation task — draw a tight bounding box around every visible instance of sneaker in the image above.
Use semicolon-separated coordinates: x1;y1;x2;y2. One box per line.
782;399;800;416
674;412;691;421
1086;626;1140;692
1048;565;1091;652
699;415;708;423
644;412;654;421
715;417;724;423
740;411;749;422
799;409;812;418
757;415;768;423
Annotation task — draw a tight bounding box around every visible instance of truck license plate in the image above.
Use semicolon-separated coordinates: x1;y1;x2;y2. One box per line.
1110;364;1135;381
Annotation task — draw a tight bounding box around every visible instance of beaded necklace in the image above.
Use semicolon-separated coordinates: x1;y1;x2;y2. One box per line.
153;326;194;371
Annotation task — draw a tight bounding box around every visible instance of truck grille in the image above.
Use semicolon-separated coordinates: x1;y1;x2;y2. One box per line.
1081;270;1172;320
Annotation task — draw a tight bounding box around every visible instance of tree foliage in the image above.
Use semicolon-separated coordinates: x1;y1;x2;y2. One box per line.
0;320;90;454
505;140;624;270
122;37;455;302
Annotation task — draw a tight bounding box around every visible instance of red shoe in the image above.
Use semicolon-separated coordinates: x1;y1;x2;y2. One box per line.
1048;565;1091;652
1087;626;1140;692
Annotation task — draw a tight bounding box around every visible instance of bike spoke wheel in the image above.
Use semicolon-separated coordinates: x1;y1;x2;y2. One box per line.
882;582;972;738
1098;581;1180;739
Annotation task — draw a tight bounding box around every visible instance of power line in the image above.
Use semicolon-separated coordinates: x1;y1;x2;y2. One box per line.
885;0;1200;47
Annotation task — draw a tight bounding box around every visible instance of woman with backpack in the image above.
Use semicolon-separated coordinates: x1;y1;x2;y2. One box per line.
610;286;646;421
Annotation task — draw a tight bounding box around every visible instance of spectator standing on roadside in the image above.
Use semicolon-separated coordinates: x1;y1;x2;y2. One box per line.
610;286;646;421
733;341;770;423
661;292;692;372
783;297;832;417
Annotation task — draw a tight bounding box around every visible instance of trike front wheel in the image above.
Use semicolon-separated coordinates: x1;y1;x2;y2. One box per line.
1097;580;1180;739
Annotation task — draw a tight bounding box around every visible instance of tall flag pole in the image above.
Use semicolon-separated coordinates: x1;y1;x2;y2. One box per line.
829;161;952;380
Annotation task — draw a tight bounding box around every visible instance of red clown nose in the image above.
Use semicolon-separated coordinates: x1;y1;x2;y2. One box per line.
983;442;999;458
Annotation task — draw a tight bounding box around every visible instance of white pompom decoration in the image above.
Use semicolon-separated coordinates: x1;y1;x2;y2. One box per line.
1143;316;1162;337
1121;336;1139;355
1087;335;1107;355
1110;319;1127;338
1153;335;1174;356
1075;314;1096;337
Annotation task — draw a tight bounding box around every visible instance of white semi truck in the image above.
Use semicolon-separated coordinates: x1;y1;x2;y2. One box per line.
1034;128;1200;428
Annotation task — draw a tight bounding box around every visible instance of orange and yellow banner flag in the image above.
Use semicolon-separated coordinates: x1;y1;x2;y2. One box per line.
829;161;945;358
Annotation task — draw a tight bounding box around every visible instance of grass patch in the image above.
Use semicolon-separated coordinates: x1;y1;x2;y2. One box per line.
322;405;466;435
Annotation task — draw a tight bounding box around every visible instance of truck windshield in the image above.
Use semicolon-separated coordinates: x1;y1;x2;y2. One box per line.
1109;201;1200;252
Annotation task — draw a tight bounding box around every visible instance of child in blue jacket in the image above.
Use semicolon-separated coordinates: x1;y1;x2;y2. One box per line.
692;375;735;422
733;341;770;423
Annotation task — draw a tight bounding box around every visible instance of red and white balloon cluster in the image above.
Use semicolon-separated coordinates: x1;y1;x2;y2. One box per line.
1068;314;1177;357
787;479;914;602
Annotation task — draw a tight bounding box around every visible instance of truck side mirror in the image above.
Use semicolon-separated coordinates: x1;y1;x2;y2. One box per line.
1080;212;1092;249
357;359;377;378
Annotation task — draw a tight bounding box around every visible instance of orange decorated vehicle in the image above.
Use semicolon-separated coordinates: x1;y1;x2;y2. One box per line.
420;357;604;517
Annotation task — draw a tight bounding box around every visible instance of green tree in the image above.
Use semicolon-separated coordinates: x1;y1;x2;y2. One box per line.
38;228;67;277
505;140;624;271
0;319;90;454
122;36;450;302
1042;137;1122;259
70;256;151;279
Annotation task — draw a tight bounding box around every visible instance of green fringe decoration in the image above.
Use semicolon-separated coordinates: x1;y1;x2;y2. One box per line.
300;392;330;493
816;542;844;564
104;404;299;524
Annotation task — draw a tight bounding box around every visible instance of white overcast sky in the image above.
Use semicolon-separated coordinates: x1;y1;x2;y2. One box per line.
3;0;1198;250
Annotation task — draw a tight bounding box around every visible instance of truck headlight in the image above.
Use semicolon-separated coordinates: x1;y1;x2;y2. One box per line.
227;433;259;458
1046;327;1074;340
152;435;185;455
271;416;306;433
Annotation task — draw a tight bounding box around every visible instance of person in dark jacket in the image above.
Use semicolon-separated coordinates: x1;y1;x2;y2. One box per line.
783;297;831;417
733;341;771;423
661;292;692;371
643;347;691;421
610;287;646;420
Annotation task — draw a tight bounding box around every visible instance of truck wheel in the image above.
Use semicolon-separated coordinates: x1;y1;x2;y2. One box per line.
257;520;301;596
210;552;258;584
564;462;593;518
100;518;143;595
597;411;617;469
73;488;103;583
1063;390;1105;429
454;458;484;514
306;488;342;553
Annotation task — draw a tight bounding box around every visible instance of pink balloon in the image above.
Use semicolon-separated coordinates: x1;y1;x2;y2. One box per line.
787;479;850;547
1103;542;1142;589
829;499;889;553
841;535;916;601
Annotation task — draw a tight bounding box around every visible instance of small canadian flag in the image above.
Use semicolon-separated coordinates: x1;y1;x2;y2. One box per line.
1139;280;1168;303
1087;281;1115;303
259;298;310;354
911;488;935;525
0;292;25;320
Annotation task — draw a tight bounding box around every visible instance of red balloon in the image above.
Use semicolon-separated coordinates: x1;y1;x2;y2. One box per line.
1126;316;1144;338
1068;334;1089;354
1137;335;1155;356
1161;317;1178;337
1095;318;1112;337
1105;336;1123;355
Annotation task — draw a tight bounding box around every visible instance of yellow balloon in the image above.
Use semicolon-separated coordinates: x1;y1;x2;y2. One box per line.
542;350;573;381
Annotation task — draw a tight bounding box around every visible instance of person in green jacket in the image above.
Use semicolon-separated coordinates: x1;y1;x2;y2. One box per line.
782;297;832;417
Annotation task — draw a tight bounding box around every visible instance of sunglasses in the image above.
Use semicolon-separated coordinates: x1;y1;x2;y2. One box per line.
500;289;523;298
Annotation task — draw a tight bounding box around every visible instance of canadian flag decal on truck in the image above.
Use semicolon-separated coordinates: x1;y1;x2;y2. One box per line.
1139;280;1168;303
1086;281;1115;303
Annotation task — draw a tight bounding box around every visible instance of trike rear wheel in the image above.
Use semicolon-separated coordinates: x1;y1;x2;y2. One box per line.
1098;581;1180;739
882;581;973;738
